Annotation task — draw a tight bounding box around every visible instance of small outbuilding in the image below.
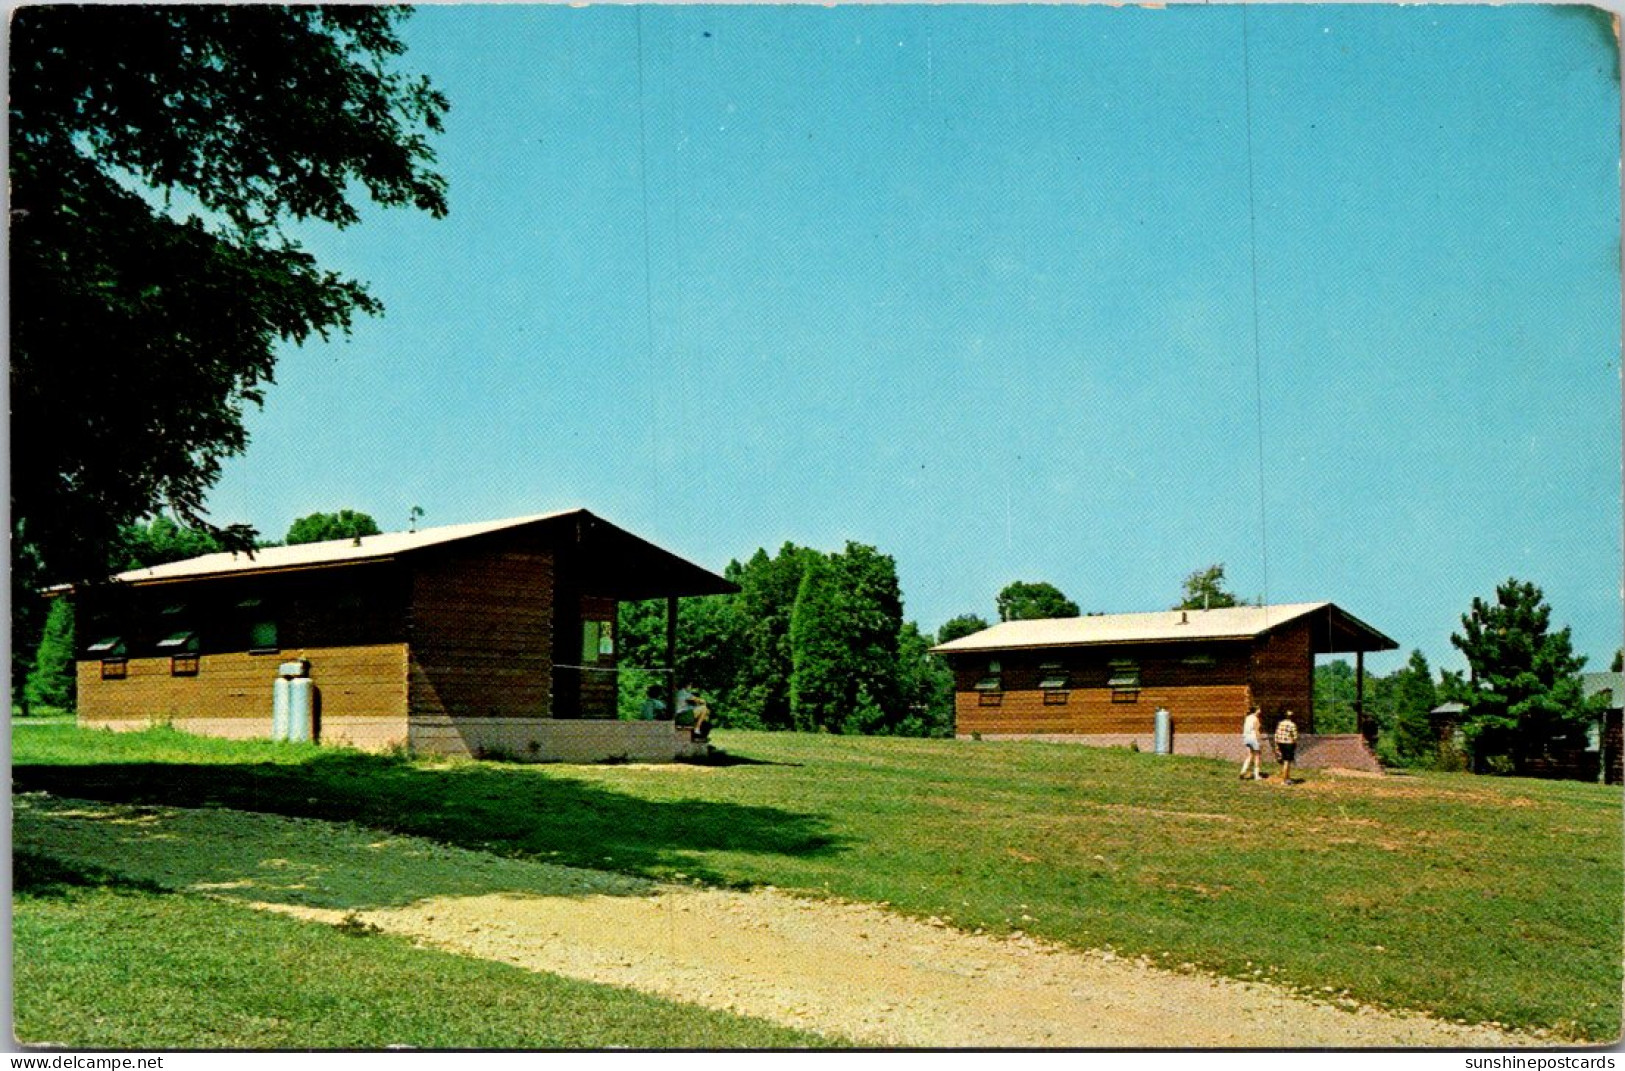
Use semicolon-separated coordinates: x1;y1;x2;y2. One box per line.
1581;672;1623;785
931;601;1397;767
66;509;736;762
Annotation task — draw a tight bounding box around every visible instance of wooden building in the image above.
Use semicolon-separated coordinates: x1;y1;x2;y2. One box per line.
1581;672;1622;785
66;510;736;761
932;602;1397;767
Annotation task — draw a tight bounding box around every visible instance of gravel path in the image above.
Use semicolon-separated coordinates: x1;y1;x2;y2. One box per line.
271;888;1532;1048
16;794;1541;1048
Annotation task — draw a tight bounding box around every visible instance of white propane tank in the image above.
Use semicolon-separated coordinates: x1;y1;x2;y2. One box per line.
1154;707;1172;755
288;677;314;743
272;677;291;741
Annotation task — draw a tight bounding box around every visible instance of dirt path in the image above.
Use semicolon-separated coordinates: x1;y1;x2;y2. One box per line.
274;889;1533;1048
17;794;1539;1048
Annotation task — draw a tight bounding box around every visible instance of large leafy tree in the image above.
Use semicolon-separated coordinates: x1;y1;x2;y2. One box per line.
286;510;383;546
115;515;224;571
11;6;448;597
996;580;1079;622
895;622;955;738
936;613;990;645
1450;578;1597;771
1175;563;1240;610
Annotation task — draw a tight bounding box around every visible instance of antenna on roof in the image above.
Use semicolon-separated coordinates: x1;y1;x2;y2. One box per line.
409;505;424;533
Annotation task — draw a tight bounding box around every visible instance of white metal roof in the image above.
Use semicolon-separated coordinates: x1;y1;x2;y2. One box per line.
107;510;578;585
930;602;1336;654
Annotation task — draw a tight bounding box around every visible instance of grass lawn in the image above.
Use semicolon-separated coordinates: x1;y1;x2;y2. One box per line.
13;851;835;1049
14;724;1624;1041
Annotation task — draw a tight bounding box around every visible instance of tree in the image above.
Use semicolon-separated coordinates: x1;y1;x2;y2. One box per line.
116;515;224;570
1175;564;1239;610
996;581;1079;622
1312;660;1363;734
1382;650;1440;767
936;614;990;645
788;543;906;734
1450;578;1597;772
286;510;382;546
894;622;955;738
24;598;76;713
1612;649;1623;673
731;544;821;729
616;593;751;726
11;6;448;597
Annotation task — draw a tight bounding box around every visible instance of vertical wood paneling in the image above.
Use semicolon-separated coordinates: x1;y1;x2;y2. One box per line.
408;549;554;720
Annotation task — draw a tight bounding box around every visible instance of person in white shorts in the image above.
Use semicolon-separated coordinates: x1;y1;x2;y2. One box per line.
1240;706;1265;780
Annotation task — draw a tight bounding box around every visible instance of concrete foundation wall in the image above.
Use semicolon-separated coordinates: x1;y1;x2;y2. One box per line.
409;716;707;763
76;714;409;751
956;731;1382;772
80;713;704;763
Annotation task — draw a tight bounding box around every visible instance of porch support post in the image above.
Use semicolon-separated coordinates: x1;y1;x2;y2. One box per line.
1356;647;1369;742
665;595;679;720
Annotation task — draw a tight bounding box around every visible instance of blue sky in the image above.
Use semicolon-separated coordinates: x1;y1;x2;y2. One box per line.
206;4;1622;675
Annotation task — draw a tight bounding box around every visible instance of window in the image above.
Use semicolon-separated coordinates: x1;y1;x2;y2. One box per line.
247;619;279;654
157;630;197;653
237;597;279;654
157;630;200;676
89;636;127;680
974;659;1003;693
1039;663;1069;690
1108;659;1141;702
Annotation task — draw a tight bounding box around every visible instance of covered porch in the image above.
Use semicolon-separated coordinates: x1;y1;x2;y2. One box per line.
546;511;738;726
1302;603;1400;743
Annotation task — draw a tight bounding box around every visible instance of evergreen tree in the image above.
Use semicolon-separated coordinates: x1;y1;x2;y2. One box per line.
1382;650;1440;767
732;544;819;729
1450;578;1597;772
996;580;1079;621
788;554;850;732
787;543;906;734
24;598;76;713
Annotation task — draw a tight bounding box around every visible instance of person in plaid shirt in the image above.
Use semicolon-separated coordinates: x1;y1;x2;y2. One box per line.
1273;711;1300;784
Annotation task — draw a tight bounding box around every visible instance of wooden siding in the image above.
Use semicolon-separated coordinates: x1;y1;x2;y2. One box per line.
77;643;409;731
75;564;412;736
408;548;553;720
952;643;1253;737
1247;616;1315;731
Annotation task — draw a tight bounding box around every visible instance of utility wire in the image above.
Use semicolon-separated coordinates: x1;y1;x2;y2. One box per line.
1240;6;1271;615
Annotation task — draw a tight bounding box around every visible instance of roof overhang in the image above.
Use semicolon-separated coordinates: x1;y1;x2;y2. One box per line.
932;601;1398;657
1306;603;1399;655
54;509;737;600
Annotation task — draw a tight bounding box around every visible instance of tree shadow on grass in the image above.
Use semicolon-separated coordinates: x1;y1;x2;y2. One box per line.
13;848;168;898
13;749;845;891
14;794;663;912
